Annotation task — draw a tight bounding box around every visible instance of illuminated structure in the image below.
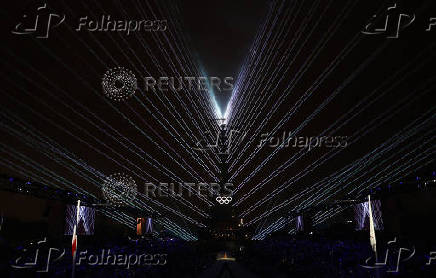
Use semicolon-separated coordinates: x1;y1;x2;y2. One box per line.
206;122;241;240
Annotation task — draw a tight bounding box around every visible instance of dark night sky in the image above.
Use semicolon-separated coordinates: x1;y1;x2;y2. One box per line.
179;0;269;111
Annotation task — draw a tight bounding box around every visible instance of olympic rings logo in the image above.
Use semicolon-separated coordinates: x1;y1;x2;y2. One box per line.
216;196;232;205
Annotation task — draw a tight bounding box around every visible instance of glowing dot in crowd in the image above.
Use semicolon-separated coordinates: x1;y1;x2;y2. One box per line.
101;67;137;101
102;173;137;205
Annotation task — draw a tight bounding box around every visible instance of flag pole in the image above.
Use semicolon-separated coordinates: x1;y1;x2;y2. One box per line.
368;195;377;262
72;200;80;278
